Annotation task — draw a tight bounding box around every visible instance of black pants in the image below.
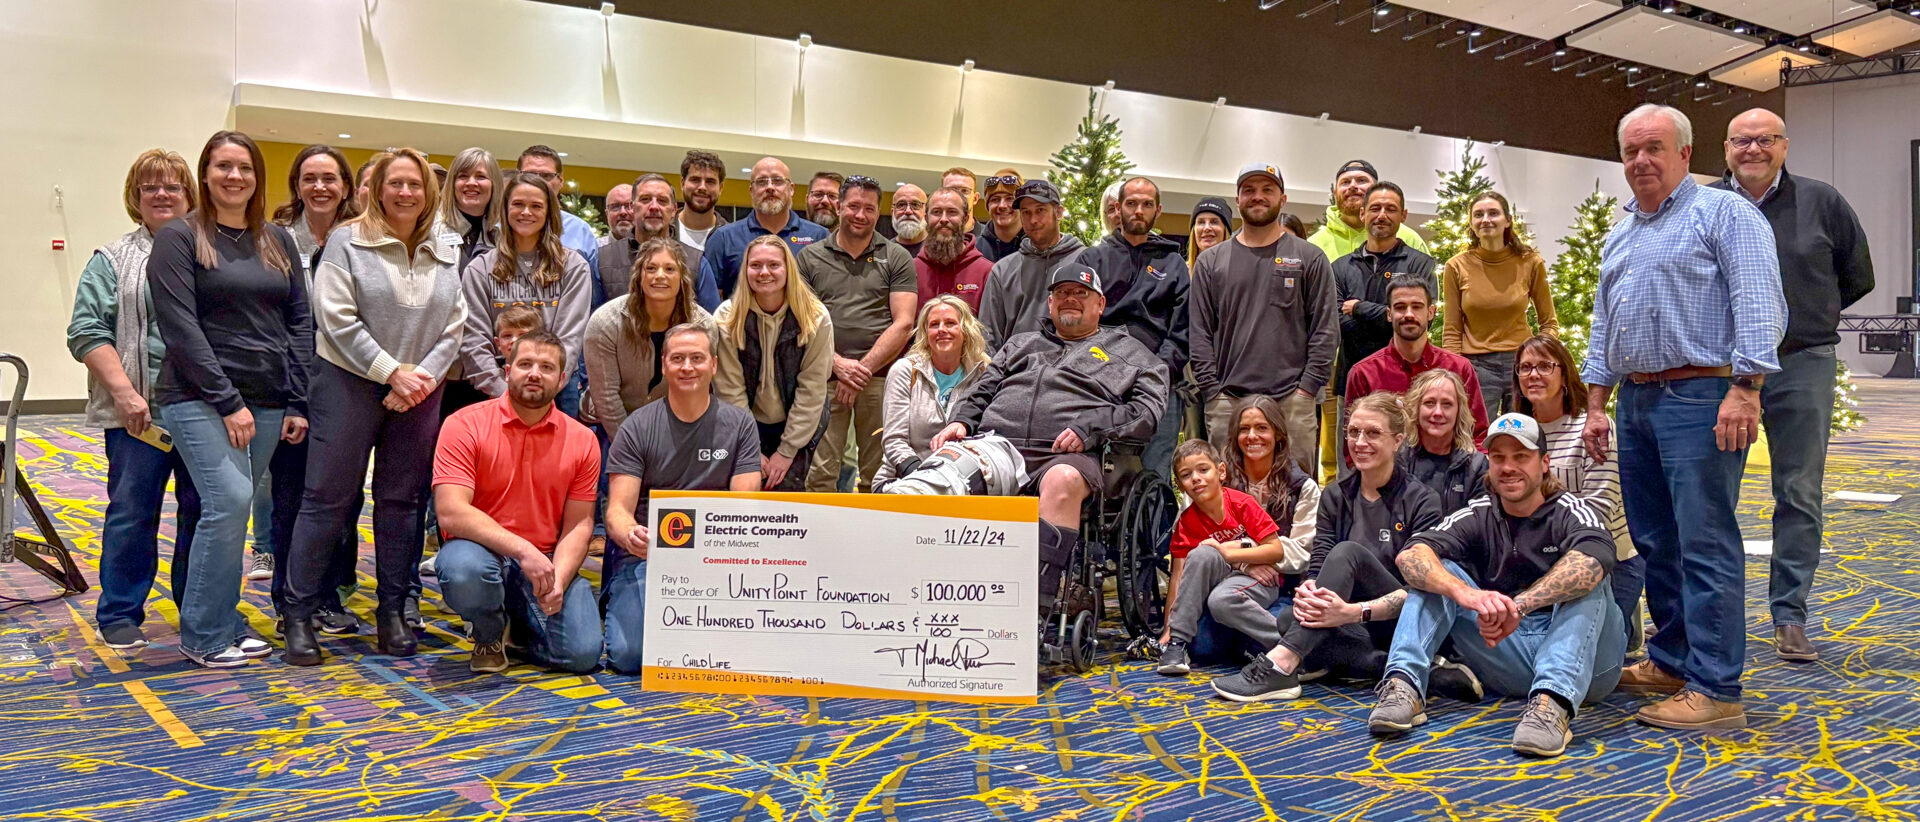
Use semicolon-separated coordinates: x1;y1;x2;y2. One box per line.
268;438;359;613
1275;540;1400;677
755;420;818;492
285;361;444;618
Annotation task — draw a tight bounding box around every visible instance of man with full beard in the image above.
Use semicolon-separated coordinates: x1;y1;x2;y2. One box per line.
675;150;728;253
807;171;844;230
599;174;702;303
693;156;827;310
887;183;929;258
916;187;994;313
1189;162;1338;474
976;180;1086;351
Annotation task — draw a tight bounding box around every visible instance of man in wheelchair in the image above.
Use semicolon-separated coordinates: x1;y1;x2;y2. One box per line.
922;261;1169;622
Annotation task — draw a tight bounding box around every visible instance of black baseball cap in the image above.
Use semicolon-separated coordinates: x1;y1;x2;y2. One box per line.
1335;159;1379;182
1048;261;1104;295
1014;179;1061;207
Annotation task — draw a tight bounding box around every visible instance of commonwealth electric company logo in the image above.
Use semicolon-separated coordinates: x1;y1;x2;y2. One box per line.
658;510;697;548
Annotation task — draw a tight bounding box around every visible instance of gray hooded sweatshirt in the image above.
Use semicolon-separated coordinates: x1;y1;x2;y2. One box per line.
976;233;1086;352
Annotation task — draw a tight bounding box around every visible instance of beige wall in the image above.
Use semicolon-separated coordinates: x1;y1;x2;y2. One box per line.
3;0;1631;402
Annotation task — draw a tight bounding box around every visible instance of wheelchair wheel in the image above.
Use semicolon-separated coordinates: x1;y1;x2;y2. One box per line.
1065;610;1096;673
1116;471;1177;639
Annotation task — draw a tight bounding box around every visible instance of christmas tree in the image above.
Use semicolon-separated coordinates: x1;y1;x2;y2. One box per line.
1048;90;1134;245
561;191;608;237
1833;359;1865;434
1424;141;1533;342
1548;183;1619;366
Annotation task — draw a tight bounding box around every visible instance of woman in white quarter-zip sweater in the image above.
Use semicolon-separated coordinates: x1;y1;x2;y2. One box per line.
281;148;467;667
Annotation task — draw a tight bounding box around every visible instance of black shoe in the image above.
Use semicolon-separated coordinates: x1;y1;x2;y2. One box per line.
404;597;425;629
1209;654;1302;702
376;609;417;657
1429;656;1484;703
314;607;360;636
283;618;324;667
1156;641;1191;675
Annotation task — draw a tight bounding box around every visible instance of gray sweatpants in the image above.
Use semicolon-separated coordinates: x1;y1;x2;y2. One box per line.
1167;543;1282;648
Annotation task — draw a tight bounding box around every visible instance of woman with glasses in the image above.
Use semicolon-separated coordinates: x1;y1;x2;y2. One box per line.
66;149;204;652
1210;392;1478;704
1440;191;1557;416
456;170;591;401
281;148;467;666
1513;333;1642;652
713;235;835;491
149;130;310;668
1400;369;1490;515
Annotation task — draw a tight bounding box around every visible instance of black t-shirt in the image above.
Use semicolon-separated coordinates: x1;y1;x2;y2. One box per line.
1349;493;1395;561
1413;491;1617;596
646;330;667;392
606;397;762;521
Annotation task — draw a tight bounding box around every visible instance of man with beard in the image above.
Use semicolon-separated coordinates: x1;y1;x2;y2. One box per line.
1190;162;1338;474
888;183;929;258
977;180;1087;351
807;171;844;230
941;167;979;232
432;330;606;674
1371;413;1623;758
675;150;728;253
1345;275;1487;442
917;187;994;312
599;174;701;304
1308;159;1430;262
1333;182;1440;407
974;168;1025;262
797;176;918;493
1070;177;1190;473
694;156;828;310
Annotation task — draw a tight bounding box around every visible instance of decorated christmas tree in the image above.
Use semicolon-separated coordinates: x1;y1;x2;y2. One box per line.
1048;90;1134;245
1548;183;1618;366
561;191;608;237
1424;141;1533;342
1833;359;1865;434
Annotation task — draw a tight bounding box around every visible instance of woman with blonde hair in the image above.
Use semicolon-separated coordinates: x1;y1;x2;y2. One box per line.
281;148;466;666
874;294;988;486
584;237;711;434
66;148;203;651
456;170;591;399
1440;191;1557;415
435;147;503;271
1400;368;1489;515
713;235;835;490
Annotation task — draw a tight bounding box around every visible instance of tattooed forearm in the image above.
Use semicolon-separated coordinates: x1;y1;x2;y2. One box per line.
1395;544;1450;594
1513;553;1604;615
1364;588;1409;620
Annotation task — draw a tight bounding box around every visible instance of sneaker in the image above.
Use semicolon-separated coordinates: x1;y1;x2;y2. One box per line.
404;597;424;629
470;639;509;674
1429;656;1484;704
1156;641;1191;676
314;607;360;636
1635;689;1746;730
98;623;148;651
1618;659;1686;697
1297;668;1329;683
236;637;273;659
182;645;252;669
1511;693;1572;757
246;552;274;581
1368;675;1428;736
1209;654;1301;702
418;553;438;577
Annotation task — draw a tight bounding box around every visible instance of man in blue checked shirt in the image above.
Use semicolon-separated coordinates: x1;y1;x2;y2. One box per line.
1579;104;1784;733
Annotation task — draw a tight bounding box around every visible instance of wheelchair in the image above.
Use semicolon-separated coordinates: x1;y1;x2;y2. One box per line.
1040;439;1179;674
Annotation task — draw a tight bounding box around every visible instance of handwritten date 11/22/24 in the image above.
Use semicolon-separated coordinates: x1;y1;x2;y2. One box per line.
916;525;1009;547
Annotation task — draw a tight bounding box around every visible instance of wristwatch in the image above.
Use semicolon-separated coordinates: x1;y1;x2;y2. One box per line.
1733;374;1765;391
1361;605;1373;623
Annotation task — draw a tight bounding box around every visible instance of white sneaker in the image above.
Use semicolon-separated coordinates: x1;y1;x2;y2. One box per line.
236;637;273;659
418;553;438;577
183;645;252;668
246;552;274;581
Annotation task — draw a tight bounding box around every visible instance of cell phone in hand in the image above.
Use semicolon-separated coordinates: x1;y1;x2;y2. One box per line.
132;424;173;453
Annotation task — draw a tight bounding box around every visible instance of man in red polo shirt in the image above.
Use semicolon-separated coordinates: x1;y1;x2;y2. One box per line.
433;330;604;674
1346;274;1489;444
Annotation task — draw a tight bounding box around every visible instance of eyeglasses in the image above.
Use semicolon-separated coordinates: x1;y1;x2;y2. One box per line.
524;170;561;182
751;176;791;189
1727;134;1785;150
1344;426;1390;442
893;200;926;211
985;175;1020;188
1516;362;1560;375
139;184;187;196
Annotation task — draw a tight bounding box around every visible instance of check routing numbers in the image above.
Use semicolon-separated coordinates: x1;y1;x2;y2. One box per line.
642;494;1038;702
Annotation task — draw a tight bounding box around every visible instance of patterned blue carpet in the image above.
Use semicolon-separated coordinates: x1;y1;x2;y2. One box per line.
2;380;1917;821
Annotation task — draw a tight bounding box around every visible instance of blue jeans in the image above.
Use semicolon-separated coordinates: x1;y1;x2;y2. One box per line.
1384;560;1625;713
1617;377;1748;701
601;543;649;674
1142;391;1185;482
163;401;284;656
96;427;202;630
1761;345;1836;627
436;539;602;673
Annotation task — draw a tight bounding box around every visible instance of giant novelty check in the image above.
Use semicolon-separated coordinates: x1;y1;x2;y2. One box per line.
639;491;1039;704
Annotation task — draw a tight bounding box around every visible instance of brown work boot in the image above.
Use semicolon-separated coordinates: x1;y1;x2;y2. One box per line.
470;639;508;674
1774;624;1819;662
1635;690;1745;730
1617;659;1685;696
587;535;606;557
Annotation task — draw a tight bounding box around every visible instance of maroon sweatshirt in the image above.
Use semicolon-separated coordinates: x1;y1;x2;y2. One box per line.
914;235;993;315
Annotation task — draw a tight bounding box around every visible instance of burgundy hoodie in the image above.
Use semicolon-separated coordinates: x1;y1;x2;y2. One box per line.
914;234;993;315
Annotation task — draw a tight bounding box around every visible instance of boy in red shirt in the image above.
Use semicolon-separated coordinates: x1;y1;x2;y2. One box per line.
1157;440;1291;675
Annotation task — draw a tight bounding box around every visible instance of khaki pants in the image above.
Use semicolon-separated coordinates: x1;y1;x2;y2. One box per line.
806;376;886;492
1205;391;1320;477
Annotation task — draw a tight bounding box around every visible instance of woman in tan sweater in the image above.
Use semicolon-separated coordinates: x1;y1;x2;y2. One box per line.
583;238;710;435
1440;191;1557;415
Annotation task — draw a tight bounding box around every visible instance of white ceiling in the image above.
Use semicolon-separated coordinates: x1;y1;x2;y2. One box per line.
1813;9;1920;57
1709;44;1828;91
1684;0;1874;37
1567;6;1763;75
1388;0;1622;40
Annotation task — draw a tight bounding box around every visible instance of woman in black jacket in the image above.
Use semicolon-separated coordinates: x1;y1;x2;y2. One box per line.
1400;368;1489;515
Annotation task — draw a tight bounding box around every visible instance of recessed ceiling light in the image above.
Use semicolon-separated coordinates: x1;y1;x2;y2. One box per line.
1375;4;1391;15
1695;80;1708;87
1732;25;1747;33
741;167;752;174
1627;66;1640;72
1798;43;1811;52
338;133;351;139
558;152;569;157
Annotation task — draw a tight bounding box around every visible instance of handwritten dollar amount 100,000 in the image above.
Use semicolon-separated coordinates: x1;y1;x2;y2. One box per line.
913;581;1016;605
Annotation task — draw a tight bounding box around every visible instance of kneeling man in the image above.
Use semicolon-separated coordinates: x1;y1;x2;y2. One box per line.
1370;413;1624;758
932;262;1168;612
433;330;605;674
603;323;763;674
